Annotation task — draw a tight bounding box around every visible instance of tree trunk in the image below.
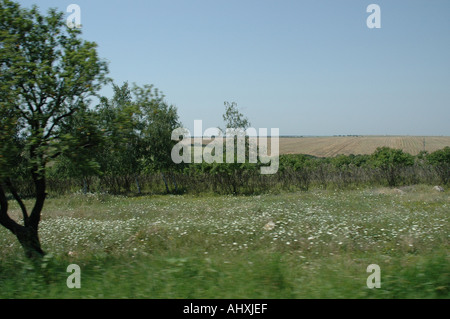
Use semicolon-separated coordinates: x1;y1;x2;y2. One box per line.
15;225;45;259
0;182;45;259
161;172;170;193
83;177;88;194
135;176;141;194
170;173;178;193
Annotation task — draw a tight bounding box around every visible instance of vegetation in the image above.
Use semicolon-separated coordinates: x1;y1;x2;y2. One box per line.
0;0;108;258
19;146;448;197
426;147;450;185
370;147;414;187
0;187;448;298
0;1;448;300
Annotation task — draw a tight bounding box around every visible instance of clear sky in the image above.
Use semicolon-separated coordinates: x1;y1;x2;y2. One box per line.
16;0;450;136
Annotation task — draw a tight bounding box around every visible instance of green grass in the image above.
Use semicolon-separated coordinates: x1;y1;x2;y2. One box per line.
0;185;448;298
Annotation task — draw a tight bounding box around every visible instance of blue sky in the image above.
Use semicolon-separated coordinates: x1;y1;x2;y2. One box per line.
17;0;450;136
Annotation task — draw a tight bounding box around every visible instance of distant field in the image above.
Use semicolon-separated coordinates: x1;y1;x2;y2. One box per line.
277;136;450;157
186;136;450;157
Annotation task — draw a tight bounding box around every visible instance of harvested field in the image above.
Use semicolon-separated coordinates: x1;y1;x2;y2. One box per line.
186;136;450;157
277;136;450;157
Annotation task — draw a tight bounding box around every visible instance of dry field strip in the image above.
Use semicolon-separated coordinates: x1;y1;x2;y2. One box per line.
185;136;450;157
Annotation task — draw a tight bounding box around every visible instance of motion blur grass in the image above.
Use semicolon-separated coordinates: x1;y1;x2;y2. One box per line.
0;185;448;298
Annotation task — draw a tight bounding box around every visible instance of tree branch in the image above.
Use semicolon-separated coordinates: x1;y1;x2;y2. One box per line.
5;178;29;226
0;182;21;234
19;83;37;114
28;171;46;229
11;102;32;122
44;106;77;140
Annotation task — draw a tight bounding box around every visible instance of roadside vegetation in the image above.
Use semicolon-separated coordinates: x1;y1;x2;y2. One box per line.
1;186;448;298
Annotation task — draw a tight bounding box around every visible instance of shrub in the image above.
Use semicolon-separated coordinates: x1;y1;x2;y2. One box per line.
370;147;414;187
427;147;450;184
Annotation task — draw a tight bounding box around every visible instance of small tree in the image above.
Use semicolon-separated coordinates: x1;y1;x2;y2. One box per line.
222;101;250;131
210;101;253;194
50;108;104;194
134;84;181;193
0;1;108;258
370;147;414;187
95;82;142;193
427;147;450;185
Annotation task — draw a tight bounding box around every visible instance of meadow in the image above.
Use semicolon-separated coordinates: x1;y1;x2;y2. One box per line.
0;185;448;299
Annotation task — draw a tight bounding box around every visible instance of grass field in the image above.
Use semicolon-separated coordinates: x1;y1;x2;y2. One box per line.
0;185;448;299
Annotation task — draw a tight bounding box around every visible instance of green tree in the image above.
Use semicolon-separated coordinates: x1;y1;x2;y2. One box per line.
222;101;250;131
427;147;450;185
93;83;182;194
0;1;108;258
50;108;104;193
95;82;142;193
210;101;253;194
370;147;414;187
133;84;182;193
